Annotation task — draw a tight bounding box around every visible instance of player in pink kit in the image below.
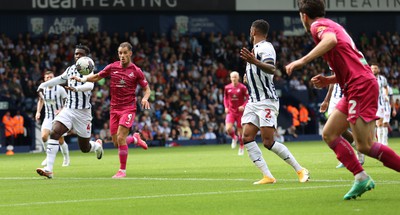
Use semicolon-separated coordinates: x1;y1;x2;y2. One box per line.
286;0;400;200
72;42;150;178
224;71;248;155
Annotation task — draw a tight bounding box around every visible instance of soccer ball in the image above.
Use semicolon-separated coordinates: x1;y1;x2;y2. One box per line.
75;56;95;75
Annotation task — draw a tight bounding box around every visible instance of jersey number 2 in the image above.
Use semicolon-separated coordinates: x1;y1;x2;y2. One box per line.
265;108;271;119
349;100;357;114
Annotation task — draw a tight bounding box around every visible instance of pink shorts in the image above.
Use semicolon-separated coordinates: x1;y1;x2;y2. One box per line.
225;113;243;128
336;79;379;124
110;108;136;135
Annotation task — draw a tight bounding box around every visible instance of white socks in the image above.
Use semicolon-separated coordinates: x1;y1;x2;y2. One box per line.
60;141;69;160
89;140;101;152
45;139;59;172
382;127;388;145
245;141;274;178
270;142;303;172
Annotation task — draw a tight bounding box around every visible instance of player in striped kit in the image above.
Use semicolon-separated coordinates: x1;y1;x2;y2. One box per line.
36;44;103;179
240;19;310;184
72;42;150;179
372;63;392;146
35;71;70;167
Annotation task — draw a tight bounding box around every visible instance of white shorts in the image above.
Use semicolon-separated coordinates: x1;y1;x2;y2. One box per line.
327;97;340;116
383;102;391;123
41;117;54;131
241;100;279;128
54;108;92;138
376;103;385;119
41;117;68;136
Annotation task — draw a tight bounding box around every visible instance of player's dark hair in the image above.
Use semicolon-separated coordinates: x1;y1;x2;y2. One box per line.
298;0;326;19
370;62;379;67
75;44;90;55
119;42;133;51
251;19;269;36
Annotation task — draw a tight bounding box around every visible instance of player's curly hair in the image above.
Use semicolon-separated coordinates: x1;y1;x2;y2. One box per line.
251;19;269;36
298;0;326;19
75;44;90;55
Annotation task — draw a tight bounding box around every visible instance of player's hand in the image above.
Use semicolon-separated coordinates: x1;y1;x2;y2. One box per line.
240;47;256;64
243;74;248;84
392;109;397;117
141;99;150;109
319;101;329;113
285;59;305;76
238;106;245;112
311;74;329;89
70;76;82;82
35;112;41;121
64;86;77;92
225;108;229;114
37;83;45;93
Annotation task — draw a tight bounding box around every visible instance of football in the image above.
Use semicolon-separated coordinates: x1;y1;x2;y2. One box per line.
75;56;95;75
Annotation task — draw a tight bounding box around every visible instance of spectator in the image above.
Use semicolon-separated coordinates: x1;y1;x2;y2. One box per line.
204;126;217;139
299;103;309;134
286;105;300;138
2;111;15;155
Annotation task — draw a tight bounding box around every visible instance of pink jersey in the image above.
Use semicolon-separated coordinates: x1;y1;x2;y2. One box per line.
224;82;248;114
98;61;148;110
310;18;376;94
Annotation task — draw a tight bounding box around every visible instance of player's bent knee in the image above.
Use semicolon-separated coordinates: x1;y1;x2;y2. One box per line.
49;131;63;140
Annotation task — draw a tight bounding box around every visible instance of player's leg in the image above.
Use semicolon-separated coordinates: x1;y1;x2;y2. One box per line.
74;109;103;159
112;125;130;178
242;122;275;184
125;113;147;150
336;129;365;168
323;109;365;176
236;114;244;155
376;118;384;144
59;136;70;167
225;113;238;149
36;121;68;178
352;118;400;172
260;125;309;182
40;128;50;166
237;126;244;155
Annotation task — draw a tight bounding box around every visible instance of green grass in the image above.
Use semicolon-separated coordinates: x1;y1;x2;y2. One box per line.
0;139;399;215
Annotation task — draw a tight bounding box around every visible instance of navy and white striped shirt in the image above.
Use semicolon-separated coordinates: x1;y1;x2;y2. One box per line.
377;75;388;106
245;40;278;102
330;83;343;100
61;65;93;109
44;85;67;119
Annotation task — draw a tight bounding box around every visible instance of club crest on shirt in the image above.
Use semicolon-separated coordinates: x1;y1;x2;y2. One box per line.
129;72;134;77
116;79;126;88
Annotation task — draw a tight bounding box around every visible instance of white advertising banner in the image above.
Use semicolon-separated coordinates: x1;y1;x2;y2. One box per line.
236;0;400;11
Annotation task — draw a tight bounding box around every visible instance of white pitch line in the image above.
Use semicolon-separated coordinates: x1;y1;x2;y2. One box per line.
0;181;399;208
0;184;364;207
0;177;399;184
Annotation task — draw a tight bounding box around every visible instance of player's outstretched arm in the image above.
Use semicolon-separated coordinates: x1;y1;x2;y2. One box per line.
286;33;337;76
37;76;66;92
71;73;102;83
141;85;151;110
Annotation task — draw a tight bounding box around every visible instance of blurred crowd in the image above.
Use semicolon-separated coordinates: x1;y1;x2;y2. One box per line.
1;27;399;144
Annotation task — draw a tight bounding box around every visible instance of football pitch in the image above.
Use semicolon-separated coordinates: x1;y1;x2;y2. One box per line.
1;139;399;214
